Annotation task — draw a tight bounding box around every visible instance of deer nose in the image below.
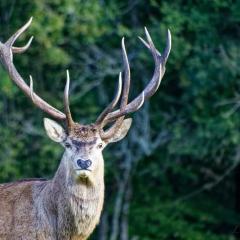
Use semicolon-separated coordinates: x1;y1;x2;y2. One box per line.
76;159;92;169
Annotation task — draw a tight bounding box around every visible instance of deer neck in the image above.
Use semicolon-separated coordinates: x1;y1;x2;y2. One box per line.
46;153;104;238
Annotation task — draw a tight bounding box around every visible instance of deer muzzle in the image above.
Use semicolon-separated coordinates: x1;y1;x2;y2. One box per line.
76;159;92;170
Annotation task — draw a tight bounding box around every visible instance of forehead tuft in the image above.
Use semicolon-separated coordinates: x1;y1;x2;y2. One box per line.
69;123;99;141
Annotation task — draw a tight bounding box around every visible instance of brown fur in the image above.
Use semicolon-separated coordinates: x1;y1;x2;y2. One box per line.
0;17;170;239
0;118;132;239
0;123;105;240
0;163;104;239
69;124;98;140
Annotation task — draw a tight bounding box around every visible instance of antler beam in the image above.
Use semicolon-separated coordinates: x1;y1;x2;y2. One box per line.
97;27;171;139
0;17;66;120
105;28;171;122
0;18;171;139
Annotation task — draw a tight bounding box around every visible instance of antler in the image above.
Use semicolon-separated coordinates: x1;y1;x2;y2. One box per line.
96;38;131;139
0;19;171;139
97;27;171;139
64;70;75;129
0;17;66;120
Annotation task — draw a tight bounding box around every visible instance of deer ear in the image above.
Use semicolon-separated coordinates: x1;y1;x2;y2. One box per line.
107;118;132;143
44;118;66;142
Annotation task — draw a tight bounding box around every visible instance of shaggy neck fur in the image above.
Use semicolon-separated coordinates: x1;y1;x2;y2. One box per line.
34;153;104;240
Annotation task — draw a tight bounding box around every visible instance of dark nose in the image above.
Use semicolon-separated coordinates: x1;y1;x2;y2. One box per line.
77;159;92;169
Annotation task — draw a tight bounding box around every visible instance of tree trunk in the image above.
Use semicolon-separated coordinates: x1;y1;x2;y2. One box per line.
120;181;132;240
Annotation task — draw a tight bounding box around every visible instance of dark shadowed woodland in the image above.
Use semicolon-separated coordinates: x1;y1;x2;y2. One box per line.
0;0;240;239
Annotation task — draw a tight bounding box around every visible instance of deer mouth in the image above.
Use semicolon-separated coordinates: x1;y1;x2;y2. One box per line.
75;169;95;185
75;169;92;179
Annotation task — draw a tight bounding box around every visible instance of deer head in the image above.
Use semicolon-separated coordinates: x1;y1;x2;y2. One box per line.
0;17;171;185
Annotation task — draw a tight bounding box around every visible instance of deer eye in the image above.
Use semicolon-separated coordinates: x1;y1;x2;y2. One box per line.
65;143;71;149
97;143;103;149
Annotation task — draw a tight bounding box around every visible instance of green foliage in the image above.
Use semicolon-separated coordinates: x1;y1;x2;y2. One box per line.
0;0;240;239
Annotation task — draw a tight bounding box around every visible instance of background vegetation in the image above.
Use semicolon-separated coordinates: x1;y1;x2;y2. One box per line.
0;0;240;239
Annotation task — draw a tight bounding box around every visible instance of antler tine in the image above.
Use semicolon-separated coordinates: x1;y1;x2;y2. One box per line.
120;37;131;107
5;17;33;48
98;74;125;140
96;37;131;128
0;18;66;120
99;38;132;139
28;75;66;118
139;27;171;69
95;72;123;125
64;70;74;129
104;28;171;123
104;92;145;122
12;36;34;54
163;29;171;63
100;93;144;140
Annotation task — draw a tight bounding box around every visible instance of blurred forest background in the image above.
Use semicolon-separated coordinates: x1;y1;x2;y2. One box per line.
1;0;240;239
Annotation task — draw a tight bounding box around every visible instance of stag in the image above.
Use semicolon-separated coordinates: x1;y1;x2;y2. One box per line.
0;18;171;240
